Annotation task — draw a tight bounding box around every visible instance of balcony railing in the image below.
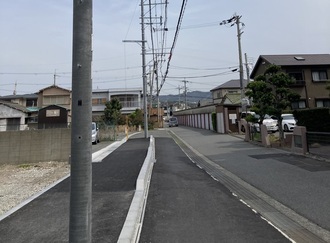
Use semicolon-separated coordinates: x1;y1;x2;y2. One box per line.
119;101;141;108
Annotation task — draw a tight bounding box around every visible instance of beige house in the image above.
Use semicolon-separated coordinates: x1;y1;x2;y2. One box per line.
210;79;248;104
37;85;72;123
250;54;330;109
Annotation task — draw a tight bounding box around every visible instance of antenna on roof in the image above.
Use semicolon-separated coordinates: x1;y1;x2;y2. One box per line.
53;69;57;86
13;81;17;95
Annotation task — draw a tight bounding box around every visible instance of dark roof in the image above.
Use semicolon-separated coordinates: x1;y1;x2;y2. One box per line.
38;85;71;93
39;104;69;111
0;93;38;99
260;54;330;66
0;100;30;113
251;54;330;78
210;79;248;91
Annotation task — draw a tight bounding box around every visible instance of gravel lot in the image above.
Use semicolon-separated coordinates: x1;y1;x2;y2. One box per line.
0;161;70;216
0;138;124;217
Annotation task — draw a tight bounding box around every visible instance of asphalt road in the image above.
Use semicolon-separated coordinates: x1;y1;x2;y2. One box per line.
147;127;330;242
1;128;329;242
140;130;290;242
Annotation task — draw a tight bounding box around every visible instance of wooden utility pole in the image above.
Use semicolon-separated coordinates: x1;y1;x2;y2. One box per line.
69;0;93;242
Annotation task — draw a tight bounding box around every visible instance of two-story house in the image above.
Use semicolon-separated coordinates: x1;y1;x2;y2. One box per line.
250;54;330;109
210;79;248;105
92;88;143;118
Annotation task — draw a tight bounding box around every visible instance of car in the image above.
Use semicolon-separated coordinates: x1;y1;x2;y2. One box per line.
281;114;297;132
92;122;100;144
262;114;278;133
240;111;258;133
240;112;278;133
168;117;178;127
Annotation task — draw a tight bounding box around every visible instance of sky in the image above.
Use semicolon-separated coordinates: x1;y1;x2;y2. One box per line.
1;0;330;98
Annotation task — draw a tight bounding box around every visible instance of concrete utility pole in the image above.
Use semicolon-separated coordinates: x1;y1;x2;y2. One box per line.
235;14;244;102
182;79;188;109
244;53;250;84
69;0;93;242
177;85;182;109
220;14;245;103
141;0;148;138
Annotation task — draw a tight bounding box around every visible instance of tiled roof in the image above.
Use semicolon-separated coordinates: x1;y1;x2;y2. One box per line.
0;93;38;99
260;54;330;66
0;100;30;113
250;54;330;78
210;79;248;91
38;85;71;93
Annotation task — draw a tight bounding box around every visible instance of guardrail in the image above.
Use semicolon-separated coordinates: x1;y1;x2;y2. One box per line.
117;135;156;243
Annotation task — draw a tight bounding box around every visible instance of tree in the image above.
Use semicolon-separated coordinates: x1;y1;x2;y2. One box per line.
245;64;300;142
129;109;143;128
103;98;122;125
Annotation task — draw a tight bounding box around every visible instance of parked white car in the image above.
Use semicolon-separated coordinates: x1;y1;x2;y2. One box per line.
262;115;278;133
92;122;100;144
281;114;297;132
240;112;278;133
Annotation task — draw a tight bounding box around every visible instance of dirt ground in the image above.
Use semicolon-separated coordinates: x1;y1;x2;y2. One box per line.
0;161;70;216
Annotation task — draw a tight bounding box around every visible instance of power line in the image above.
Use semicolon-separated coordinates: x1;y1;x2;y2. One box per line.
159;0;188;93
168;69;238;79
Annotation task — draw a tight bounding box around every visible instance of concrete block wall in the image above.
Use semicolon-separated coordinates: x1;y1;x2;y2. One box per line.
0;128;71;165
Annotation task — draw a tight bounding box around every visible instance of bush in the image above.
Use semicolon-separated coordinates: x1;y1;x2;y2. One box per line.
293;108;330;132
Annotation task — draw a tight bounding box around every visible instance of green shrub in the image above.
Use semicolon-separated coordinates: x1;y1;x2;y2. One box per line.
293;108;330;132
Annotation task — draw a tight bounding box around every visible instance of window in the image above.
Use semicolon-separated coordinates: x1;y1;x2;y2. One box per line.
312;70;328;82
44;96;70;105
288;72;304;81
92;98;106;105
316;99;330;108
291;100;306;109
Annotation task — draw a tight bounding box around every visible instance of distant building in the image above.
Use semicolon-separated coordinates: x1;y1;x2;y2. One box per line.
92;88;143;118
210;79;248;104
250;54;330;109
0;93;38;108
37;85;72;124
1;85;145;127
38;104;69;129
0;100;36;131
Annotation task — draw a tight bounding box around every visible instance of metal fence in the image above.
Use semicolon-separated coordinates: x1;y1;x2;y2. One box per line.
307;132;330;160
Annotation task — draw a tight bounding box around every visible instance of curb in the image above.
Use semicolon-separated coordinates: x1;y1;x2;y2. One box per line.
117;135;156;243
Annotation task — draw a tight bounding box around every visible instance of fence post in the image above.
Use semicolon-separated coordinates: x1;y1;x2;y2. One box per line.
291;126;308;155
